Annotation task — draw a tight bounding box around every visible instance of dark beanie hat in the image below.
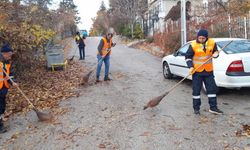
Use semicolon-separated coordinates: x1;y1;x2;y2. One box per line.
1;44;13;53
197;29;208;38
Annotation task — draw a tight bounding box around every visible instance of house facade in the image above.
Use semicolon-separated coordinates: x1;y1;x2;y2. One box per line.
144;0;178;36
143;0;205;37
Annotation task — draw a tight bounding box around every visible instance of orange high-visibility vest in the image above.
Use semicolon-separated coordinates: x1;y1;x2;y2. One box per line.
191;38;215;72
98;37;112;56
0;62;11;89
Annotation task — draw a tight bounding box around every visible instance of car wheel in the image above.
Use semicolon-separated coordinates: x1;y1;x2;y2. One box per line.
163;61;173;79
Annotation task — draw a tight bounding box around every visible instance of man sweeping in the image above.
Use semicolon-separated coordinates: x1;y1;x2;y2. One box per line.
96;29;116;82
0;44;17;133
185;29;223;115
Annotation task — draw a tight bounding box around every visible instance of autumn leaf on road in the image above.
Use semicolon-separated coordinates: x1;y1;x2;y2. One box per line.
236;124;250;137
140;131;151;136
98;143;106;148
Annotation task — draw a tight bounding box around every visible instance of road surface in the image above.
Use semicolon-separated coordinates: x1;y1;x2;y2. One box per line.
1;37;249;150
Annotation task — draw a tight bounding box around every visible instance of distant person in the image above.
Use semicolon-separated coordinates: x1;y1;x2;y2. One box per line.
96;29;116;82
75;31;86;60
185;29;223;115
0;44;18;133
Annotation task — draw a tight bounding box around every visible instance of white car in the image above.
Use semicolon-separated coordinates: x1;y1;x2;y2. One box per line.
162;38;250;90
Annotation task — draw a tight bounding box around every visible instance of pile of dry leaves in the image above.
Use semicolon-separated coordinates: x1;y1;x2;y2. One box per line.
4;38;85;119
236;124;250;137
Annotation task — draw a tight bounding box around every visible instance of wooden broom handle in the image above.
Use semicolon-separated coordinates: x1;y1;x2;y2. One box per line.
89;49;112;72
164;40;233;95
1;66;35;108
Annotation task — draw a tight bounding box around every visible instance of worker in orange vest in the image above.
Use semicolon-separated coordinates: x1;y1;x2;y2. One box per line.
185;29;223;115
0;44;18;133
96;29;116;82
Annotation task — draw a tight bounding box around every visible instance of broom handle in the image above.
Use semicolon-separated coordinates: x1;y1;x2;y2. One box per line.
89;49;112;72
1;68;35;108
164;40;233;96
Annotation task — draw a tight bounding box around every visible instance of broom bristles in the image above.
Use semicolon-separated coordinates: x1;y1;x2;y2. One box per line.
33;108;53;121
143;92;169;110
81;70;94;85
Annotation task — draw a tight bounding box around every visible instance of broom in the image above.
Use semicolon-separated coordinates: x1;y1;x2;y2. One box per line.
2;68;53;121
81;49;111;85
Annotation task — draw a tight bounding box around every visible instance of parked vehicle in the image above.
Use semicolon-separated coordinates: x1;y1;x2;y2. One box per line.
162;38;250;90
80;29;88;38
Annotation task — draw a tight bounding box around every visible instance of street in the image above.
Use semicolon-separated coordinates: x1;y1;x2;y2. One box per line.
0;37;250;150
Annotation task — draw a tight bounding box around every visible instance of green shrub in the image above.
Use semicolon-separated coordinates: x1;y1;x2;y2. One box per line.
121;25;132;38
119;23;145;39
133;24;144;39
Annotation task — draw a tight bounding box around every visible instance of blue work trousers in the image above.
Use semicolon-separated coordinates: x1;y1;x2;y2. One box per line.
79;46;85;60
192;72;218;111
96;55;110;79
0;87;8;115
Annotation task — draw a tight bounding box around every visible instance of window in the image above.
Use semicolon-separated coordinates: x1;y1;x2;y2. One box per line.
217;40;250;54
176;44;190;56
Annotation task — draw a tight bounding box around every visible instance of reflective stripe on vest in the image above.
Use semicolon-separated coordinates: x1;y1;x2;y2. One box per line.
191;39;215;72
0;62;11;89
98;37;112;56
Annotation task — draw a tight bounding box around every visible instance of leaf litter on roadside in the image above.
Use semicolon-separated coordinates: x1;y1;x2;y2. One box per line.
5;38;87;120
236;124;250;137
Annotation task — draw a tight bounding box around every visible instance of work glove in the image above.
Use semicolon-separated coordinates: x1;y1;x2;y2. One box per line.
212;51;219;58
189;67;195;75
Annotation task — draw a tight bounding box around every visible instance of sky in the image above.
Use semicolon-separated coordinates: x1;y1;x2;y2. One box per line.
74;0;109;32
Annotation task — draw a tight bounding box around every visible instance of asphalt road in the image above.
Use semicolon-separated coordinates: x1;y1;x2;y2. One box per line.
0;37;249;150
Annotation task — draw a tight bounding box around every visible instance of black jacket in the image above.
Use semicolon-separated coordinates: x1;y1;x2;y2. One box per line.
76;35;85;48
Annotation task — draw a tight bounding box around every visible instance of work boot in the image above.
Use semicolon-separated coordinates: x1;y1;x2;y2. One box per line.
194;110;200;115
96;78;101;83
209;108;223;115
104;76;112;81
0;118;7;134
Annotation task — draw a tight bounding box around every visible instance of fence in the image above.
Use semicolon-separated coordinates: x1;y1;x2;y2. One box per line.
164;14;250;40
228;15;250;39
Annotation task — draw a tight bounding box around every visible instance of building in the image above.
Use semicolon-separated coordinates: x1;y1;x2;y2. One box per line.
144;0;205;37
145;0;178;36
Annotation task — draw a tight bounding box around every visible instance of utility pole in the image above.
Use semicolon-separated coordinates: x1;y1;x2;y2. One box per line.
244;17;247;39
181;0;187;46
228;14;232;38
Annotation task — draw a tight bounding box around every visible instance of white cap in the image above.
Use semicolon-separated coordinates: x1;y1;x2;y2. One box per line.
107;28;115;34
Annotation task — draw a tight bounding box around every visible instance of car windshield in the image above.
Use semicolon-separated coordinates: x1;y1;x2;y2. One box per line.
217;40;250;54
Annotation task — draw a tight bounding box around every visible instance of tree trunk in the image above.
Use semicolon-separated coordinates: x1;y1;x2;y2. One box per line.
131;23;134;38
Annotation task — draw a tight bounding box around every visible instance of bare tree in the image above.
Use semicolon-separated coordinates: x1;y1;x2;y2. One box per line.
91;1;110;35
109;0;147;38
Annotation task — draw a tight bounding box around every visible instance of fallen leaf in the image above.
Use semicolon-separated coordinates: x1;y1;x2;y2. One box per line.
140;132;151;136
98;144;106;148
6;39;88;119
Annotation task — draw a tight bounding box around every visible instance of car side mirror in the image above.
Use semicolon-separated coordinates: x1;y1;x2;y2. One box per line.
173;51;178;56
180;52;186;56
